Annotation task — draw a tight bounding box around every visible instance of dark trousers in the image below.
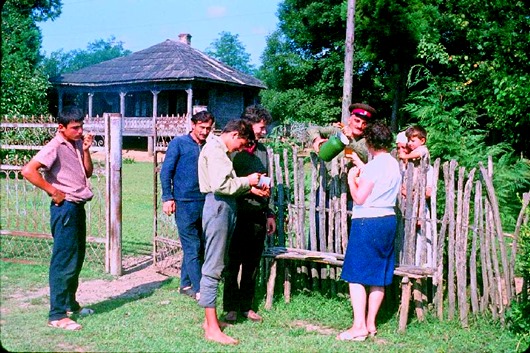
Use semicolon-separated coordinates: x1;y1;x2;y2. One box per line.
49;201;86;321
175;200;205;293
223;209;267;313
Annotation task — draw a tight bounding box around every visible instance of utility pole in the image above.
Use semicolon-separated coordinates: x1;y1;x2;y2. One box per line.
341;0;356;124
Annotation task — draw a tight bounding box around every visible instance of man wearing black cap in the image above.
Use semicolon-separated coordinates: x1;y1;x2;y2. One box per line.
308;103;377;166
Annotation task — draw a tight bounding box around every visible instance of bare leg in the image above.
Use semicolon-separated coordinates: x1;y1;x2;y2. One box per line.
337;283;368;340
203;308;238;345
366;286;385;334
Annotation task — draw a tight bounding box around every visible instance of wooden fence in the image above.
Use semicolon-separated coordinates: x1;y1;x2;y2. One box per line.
261;145;529;329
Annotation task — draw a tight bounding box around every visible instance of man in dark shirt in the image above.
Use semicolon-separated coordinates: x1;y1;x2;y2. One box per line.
222;105;276;323
160;111;215;300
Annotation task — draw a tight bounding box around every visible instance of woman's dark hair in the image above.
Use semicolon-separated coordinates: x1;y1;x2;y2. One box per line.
364;122;393;151
222;119;255;141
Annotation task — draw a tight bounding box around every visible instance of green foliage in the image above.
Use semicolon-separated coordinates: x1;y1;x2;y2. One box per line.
0;0;58;115
260;88;341;125
205;31;255;75
40;36;132;78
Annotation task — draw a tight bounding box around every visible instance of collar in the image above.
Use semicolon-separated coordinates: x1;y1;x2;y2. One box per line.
244;143;258;154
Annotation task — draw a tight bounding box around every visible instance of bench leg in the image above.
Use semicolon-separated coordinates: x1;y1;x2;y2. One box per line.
265;259;277;310
398;276;412;332
413;278;425;322
284;264;291;303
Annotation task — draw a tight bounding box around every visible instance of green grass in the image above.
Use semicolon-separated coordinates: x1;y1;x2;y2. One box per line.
121;162;157;256
1;260;526;352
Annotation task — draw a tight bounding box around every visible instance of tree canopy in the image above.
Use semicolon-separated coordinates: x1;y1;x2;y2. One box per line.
0;0;62;115
205;31;255;75
40;36;132;78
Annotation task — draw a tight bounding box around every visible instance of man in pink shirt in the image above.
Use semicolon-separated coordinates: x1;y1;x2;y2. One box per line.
22;106;94;331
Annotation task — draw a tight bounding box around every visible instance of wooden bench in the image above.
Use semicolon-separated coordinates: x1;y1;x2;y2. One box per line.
262;246;437;332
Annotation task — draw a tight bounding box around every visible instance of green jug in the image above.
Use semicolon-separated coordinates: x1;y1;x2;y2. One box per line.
319;133;349;162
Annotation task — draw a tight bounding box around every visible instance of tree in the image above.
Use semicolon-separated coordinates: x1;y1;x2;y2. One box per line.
41;36;132;78
1;0;62;116
205;31;255;75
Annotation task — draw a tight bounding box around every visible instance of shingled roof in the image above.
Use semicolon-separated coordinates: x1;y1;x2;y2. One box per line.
51;39;266;89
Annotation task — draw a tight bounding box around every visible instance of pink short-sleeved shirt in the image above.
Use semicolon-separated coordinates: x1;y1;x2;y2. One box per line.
34;132;93;203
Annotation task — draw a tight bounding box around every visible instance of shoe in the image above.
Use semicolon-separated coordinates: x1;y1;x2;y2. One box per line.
48;318;82;331
67;307;94;316
368;330;378;338
242;310;263;322
223;311;237;323
179;287;196;299
336;330;367;341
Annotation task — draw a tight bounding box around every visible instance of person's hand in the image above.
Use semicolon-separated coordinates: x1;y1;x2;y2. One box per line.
266;217;276;235
247;172;261;187
162;200;176;216
51;189;66;206
341;126;353;139
348;151;365;169
83;133;93;151
348;166;360;187
250;186;270;197
312;137;327;152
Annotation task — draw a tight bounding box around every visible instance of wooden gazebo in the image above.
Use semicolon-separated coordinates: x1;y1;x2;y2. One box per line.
49;33;266;128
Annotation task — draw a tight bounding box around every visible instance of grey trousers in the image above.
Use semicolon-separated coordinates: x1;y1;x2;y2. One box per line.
198;193;237;308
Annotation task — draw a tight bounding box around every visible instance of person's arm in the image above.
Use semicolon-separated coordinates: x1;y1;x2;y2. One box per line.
21;159;66;205
399;149;423;160
307;125;341;152
347;166;374;205
82;134;93;178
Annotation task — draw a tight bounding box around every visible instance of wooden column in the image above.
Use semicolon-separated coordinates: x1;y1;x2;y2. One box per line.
186;87;193;128
149;90;159;156
58;89;63;115
88;92;94;118
119;92;126;118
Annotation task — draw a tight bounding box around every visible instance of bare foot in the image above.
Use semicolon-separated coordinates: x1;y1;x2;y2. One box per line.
204;329;239;345
203;320;230;331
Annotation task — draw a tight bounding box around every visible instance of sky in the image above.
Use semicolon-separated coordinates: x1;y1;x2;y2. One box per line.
38;0;282;66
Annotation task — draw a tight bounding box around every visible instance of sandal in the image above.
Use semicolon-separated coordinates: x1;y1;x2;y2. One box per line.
336;330;367;341
48;318;82;331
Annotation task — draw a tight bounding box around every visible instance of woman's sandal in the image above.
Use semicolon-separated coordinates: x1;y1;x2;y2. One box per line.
48;318;82;331
336;331;367;341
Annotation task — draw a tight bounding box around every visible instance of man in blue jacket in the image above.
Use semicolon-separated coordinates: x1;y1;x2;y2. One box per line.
160;111;215;300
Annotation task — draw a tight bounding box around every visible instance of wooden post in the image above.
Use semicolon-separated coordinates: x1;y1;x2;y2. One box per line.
479;163;512;302
106;113;123;276
470;180;481;314
341;0;356;123
265;259;277;310
447;160;457;320
413;279;425;322
398;276;412;332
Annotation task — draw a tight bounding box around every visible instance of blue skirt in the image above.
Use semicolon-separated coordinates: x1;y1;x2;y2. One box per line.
341;215;396;286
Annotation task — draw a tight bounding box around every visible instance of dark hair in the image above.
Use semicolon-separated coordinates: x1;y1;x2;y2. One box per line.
222;119;255;141
405;124;427;141
240;104;272;125
363;122;393;151
191;110;215;124
348;103;377;120
57;106;84;126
